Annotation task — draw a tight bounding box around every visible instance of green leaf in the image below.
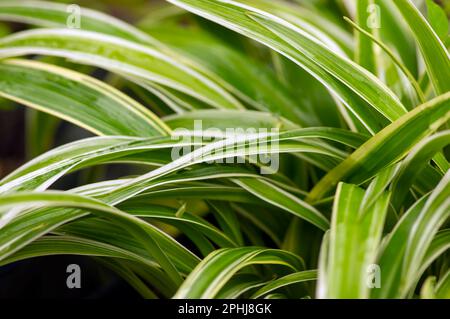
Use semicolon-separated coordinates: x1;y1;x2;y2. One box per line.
251;269;317;298
0;136;174;192
143;21;316;125
401;170;450;296
419;269;450;299
229;0;353;55
355;0;377;74
344;17;426;104
308;92;450;201
173;247;303;298
0;126;348;195
435;270;450;299
166;0;398;133
0;59;170;136
0;0;158;44
374;171;450;298
374;0;419;77
233;178;329;231
0;0;447;300
426;0;449;43
0;29;242;110
55;216;199;275
0;191;190;286
247;11;406;122
372;195;427;298
391;131;450;210
216;274;264;299
393;0;450;95
165;109;297;131
319;182;390;298
421;229;450;277
120;203;237;248
0;235;158;269
420;276;438;299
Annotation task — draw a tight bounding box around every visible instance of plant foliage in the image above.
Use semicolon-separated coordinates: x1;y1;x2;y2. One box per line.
0;0;448;299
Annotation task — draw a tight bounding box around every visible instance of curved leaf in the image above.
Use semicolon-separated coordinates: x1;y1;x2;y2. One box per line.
0;59;170;136
174;247;303;298
0;28;242;110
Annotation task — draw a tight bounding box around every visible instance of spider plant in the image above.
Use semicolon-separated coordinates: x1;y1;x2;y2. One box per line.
0;0;448;299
